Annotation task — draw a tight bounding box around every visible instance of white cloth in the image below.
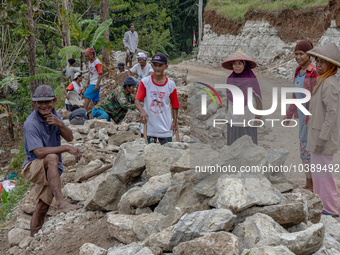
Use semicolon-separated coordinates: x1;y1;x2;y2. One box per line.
117;69;128;74
1;180;16;192
65;81;83;105
123;31;138;52
140;76;176;137
130;63;154;80
89;58;102;85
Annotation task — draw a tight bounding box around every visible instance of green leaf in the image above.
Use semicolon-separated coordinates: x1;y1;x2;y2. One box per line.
0;76;18;89
82;15;100;41
79;19;93;27
58;46;85;58
71;13;82;41
22;73;62;83
1;189;9;203
0;100;15;105
37;23;59;34
91;18;112;49
37;65;62;75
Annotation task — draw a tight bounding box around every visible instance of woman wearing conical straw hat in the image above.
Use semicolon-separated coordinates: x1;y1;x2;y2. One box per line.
306;43;340;217
222;49;263;145
284;40;319;192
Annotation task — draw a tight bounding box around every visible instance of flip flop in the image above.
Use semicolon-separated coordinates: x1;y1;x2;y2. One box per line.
322;210;339;217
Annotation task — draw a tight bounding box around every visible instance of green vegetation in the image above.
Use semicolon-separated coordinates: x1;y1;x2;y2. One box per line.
206;0;328;21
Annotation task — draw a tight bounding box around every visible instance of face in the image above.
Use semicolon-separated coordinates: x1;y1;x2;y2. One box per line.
76;76;83;82
85;53;94;61
126;85;136;94
232;60;245;74
295;50;310;66
152;62;168;75
130;25;135;32
315;57;329;75
138;58;146;66
118;66;124;72
34;98;57;116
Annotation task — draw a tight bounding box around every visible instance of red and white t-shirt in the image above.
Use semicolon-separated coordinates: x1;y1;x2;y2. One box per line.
89;58;103;85
65;81;83;104
135;75;180;138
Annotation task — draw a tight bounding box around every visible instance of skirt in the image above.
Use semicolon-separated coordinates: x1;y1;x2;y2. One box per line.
227;124;257;145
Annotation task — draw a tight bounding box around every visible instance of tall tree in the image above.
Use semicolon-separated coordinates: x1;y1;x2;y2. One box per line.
100;0;110;67
62;0;72;61
23;0;38;111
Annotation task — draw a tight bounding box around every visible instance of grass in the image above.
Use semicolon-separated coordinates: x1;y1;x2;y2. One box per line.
206;0;328;21
169;48;199;65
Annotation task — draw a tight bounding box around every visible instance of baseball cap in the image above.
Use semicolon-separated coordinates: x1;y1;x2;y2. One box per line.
118;62;125;67
151;53;167;64
73;72;82;80
136;52;147;60
32;85;55;101
124;77;137;86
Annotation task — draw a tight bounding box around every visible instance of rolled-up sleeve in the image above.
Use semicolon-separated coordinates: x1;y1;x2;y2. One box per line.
319;82;339;140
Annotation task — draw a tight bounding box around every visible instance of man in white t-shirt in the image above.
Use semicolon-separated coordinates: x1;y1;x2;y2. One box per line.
83;47;103;110
127;52;154;87
123;23;138;68
135;53;179;145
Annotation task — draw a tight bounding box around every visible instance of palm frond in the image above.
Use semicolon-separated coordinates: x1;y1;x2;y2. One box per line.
0;76;18;89
37;65;62;75
58;46;85;58
22;73;62;83
37;23;59;34
82;15;101;41
91;19;112;49
0;100;15;105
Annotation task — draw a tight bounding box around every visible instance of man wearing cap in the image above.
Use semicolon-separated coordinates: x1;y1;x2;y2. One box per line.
62;58;88;82
123;23;138;68
64;72;83;111
23;85;82;237
92;77;137;124
84;47;103;110
127;52;154;86
135;53;180;145
117;62;128;74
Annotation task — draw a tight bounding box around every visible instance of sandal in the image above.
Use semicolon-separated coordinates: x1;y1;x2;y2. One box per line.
322;210;339;217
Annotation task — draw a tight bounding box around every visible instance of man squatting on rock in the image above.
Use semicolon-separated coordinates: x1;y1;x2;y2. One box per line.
22;85;81;237
135;53;180;145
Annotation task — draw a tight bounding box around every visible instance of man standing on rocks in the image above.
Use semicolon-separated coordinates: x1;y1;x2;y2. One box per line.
22;85;82;237
84;47;103;111
123;23;138;68
135;53;180;145
92;77;137;123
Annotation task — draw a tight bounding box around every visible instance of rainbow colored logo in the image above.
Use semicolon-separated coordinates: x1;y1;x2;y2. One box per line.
196;82;223;106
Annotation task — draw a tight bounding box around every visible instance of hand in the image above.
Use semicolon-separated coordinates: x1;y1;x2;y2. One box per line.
282;116;290;126
125;47;128;51
94;85;99;92
65;145;82;162
45;113;63;127
135;49;137;53
170;121;177;132
140;111;149;124
315;138;326;154
66;95;70;100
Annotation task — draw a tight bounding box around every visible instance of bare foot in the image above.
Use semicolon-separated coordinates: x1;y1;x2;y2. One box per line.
58;201;81;213
301;186;313;192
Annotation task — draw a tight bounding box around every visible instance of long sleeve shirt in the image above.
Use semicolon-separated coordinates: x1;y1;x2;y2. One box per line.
62;66;89;80
123;31;138;52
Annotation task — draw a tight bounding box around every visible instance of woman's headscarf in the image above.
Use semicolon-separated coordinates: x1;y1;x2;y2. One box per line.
227;62;262;107
312;60;338;94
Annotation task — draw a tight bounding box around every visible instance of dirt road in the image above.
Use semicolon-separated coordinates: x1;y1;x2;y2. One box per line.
174;63;340;219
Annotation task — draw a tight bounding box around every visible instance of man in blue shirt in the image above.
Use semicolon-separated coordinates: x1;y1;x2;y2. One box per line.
22;85;82;237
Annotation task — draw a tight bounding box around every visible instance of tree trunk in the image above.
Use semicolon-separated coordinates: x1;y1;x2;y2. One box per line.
62;0;72;61
4;104;14;140
24;0;38;112
100;0;110;67
0;126;2;147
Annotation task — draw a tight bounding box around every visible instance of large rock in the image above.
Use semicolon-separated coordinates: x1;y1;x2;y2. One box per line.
112;140;146;184
208;174;282;213
234;192;307;228
135;247;154;255
64;173;107;201
107;242;143;255
320;215;340;242
98;128;109;143
169;149;190;175
84;174;126;211
108;131;137;146
107;213;139;244
173;232;240;255
79;243;107;255
168;209;236;249
232;213;324;255
129;173;171;208
144;143;183;178
241;246;295;255
143;226;175;252
132;212;165;241
190;142;219;168
8;228;30;247
63;153;76;167
293;189;323;224
94;119;116;133
118;187;141;214
314;246;340;255
324;233;340;251
74;159;103;182
156;207;185;230
155;170;208;215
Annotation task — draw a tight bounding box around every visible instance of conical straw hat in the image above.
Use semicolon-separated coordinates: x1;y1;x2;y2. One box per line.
68;91;84;106
306;43;340;67
221;49;257;70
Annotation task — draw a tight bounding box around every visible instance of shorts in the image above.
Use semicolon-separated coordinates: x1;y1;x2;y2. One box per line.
92;107;111;122
141;134;172;145
22;159;55;205
84;84;101;103
300;140;311;165
66;104;72;111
